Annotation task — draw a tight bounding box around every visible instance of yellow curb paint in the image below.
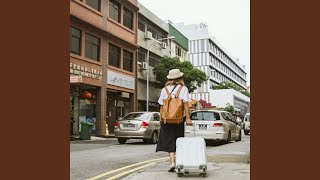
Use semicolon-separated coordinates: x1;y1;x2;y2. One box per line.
86;157;168;180
105;162;157;180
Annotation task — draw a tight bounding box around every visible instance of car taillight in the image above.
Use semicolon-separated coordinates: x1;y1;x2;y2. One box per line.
115;121;118;127
141;121;148;127
213;123;222;127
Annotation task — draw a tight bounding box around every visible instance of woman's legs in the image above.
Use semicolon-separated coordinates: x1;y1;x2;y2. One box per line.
169;152;175;166
168;152;176;172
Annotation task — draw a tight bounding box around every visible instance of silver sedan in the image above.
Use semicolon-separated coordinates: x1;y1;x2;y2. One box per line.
114;112;161;144
186;110;242;143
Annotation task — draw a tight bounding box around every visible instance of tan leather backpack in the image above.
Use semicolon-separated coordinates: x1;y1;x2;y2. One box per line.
161;85;184;124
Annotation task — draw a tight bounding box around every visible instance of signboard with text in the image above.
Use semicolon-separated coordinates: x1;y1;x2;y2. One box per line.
106;71;135;90
70;75;82;83
70;62;102;80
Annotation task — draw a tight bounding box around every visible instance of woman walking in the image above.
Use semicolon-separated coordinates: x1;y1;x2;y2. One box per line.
156;69;193;172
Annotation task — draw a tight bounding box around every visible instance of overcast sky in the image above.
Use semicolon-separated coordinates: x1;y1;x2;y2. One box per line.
138;0;250;86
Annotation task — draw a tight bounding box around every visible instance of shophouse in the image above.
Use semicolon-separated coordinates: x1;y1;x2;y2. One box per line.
136;3;172;112
70;0;139;135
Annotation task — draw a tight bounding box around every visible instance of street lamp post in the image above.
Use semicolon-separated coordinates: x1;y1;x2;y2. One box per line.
146;49;150;112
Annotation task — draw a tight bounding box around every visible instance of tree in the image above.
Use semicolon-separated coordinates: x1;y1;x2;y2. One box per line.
223;103;235;114
212;81;250;97
152;56;208;92
213;103;235;114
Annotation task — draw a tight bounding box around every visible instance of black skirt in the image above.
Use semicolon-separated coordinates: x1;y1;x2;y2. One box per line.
156;119;185;153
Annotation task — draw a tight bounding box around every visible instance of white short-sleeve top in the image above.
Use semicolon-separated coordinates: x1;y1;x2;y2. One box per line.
158;85;191;105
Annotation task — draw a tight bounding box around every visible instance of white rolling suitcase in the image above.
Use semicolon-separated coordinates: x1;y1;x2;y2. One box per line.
175;125;207;177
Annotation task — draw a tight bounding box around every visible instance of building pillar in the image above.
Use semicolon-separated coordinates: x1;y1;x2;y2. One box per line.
95;87;106;136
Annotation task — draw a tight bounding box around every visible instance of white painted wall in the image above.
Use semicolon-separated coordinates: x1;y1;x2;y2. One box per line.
209;89;250;108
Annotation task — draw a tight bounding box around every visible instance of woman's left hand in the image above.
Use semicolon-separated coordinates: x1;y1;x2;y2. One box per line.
186;119;193;126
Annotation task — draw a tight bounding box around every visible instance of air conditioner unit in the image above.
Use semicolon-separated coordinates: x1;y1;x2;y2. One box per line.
162;42;167;49
142;62;148;70
144;31;152;40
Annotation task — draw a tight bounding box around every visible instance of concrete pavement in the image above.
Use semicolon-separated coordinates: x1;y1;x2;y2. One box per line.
122;162;249;180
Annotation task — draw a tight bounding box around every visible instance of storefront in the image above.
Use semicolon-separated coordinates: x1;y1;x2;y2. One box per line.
70;84;98;134
106;70;136;134
69;61;102;135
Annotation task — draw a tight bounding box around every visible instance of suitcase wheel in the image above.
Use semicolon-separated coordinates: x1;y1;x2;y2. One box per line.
177;173;183;177
200;173;206;177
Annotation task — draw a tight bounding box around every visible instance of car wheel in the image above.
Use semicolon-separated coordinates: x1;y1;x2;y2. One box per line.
151;131;158;144
227;131;231;143
236;131;242;141
118;138;127;144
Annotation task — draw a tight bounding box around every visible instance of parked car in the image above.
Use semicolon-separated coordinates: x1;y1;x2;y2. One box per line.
187;110;242;144
114;112;160;144
243;113;250;135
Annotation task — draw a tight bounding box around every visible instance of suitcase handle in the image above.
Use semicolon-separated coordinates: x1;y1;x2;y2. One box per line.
185;122;196;137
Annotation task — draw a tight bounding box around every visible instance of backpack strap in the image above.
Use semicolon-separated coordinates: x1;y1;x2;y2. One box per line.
165;85;177;98
175;85;184;98
164;87;170;97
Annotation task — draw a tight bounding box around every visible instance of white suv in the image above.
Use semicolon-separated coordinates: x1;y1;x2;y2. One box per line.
243;113;250;135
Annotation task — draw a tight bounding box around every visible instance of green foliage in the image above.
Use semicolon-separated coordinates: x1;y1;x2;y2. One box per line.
153;56;208;92
212;81;250;97
214;103;235;114
224;103;235;114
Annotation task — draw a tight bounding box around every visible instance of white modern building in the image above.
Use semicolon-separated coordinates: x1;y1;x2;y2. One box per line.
210;89;250;115
172;22;249;114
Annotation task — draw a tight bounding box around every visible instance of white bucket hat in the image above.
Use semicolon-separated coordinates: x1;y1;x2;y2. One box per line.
167;69;184;79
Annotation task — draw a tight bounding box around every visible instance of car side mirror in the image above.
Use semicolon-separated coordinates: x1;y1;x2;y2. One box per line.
118;117;123;120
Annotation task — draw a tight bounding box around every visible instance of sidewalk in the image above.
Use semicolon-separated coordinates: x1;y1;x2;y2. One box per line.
122;162;250;180
70;134;115;143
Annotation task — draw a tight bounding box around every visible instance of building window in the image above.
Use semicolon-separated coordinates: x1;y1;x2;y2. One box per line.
70;27;81;55
149;52;161;67
138;48;147;62
123;7;133;30
85;33;100;61
147;25;165;40
138;19;146;32
109;0;121;23
109;43;121;68
123;50;133;72
175;46;181;56
86;0;101;11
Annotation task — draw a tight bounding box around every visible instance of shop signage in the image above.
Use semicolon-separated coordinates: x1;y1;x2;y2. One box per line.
107;71;135;90
70;62;102;80
70;75;82;83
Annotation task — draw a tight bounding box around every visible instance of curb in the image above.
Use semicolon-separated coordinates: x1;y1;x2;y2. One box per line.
207;152;250;163
70;135;116;143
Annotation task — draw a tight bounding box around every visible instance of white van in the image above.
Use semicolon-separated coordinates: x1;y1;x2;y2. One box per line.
243;113;250;135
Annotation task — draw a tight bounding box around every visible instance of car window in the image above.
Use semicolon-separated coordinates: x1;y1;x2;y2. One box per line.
122;113;150;120
221;113;229;121
190;111;220;121
227;113;236;123
153;113;160;121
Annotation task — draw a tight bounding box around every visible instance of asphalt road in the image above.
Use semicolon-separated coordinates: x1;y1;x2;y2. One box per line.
70;132;250;180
